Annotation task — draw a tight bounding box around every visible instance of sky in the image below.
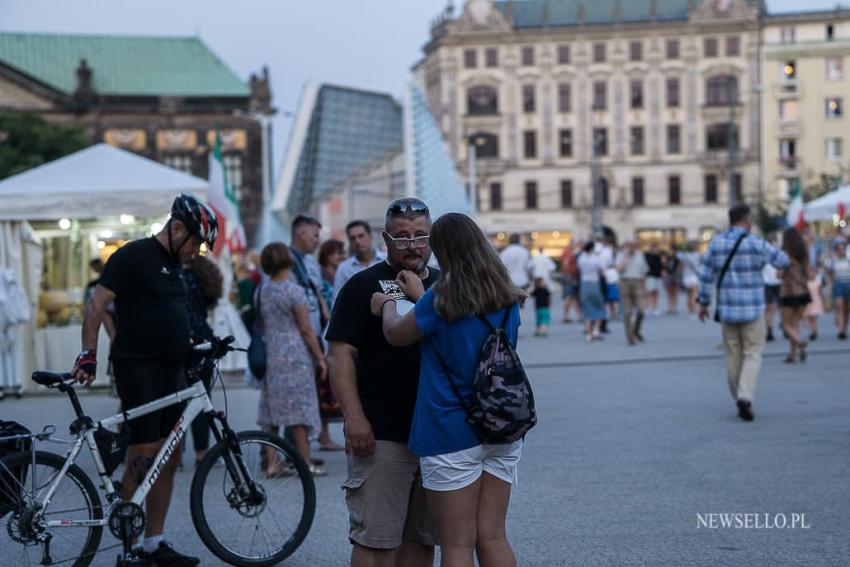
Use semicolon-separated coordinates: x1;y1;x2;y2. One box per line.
0;0;842;178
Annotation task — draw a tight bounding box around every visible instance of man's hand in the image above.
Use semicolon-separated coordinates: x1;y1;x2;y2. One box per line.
370;292;393;316
344;413;376;457
316;356;329;382
71;350;97;386
396;270;425;301
698;305;710;323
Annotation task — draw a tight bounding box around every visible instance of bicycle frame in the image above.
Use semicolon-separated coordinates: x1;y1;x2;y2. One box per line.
36;380;213;530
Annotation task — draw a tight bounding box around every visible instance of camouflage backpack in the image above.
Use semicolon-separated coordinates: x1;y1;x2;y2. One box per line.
436;305;537;444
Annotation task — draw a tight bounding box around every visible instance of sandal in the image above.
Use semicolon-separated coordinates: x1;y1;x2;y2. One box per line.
309;464;328;477
783;355;796;364
265;465;296;479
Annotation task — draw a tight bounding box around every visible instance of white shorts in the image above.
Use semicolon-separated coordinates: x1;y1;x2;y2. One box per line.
419;440;523;492
646;277;663;292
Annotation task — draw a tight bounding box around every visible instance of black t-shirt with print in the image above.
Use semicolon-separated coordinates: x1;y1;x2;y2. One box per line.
325;261;440;444
98;237;190;364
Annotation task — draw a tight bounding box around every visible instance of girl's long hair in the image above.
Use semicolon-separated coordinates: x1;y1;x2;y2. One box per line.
429;213;526;321
187;256;223;308
782;228;809;265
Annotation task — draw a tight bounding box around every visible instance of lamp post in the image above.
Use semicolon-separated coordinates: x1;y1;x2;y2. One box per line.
590;131;605;239
467;134;489;216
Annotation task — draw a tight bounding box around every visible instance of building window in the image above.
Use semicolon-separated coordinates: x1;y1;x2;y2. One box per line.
522;84;536;113
704;37;718;57
162;154;193;174
485;48;498;67
560;180;573;208
467;86;498;115
630;80;643;109
593;81;607;110
223;154;243;196
667;124;681;154
558;83;571;112
666;39;680;59
827;58;844;80
779;99;798;122
725;36;740;57
704;175;718;203
706;123;738;150
630;126;644;155
782;61;797;80
629;41;643;62
827;24;835;41
780;139;797;167
632;177;645;206
521;46;535;66
593;128;608;156
464;49;477;69
490;182;502;211
827;138;843;161
559;129;573;157
826;97;844;118
557;45;570;64
523;130;537;159
781;26;796;44
669;175;681;205
598;177;610;207
469;132;499;159
525;181;538;209
666;77;680;108
706;75;738;106
593;42;606;63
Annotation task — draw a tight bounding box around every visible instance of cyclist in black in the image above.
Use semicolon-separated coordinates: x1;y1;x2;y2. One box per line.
71;194;217;566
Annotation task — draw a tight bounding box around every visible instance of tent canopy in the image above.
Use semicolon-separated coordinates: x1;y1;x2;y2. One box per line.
804;184;850;221
0;144;208;220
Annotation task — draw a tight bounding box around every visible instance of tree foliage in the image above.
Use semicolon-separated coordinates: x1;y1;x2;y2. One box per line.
0;112;88;180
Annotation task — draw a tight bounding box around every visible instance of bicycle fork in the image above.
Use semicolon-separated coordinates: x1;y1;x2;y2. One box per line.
207;412;264;505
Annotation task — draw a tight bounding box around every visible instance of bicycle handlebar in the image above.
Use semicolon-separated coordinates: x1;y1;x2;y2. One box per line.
192;335;247;359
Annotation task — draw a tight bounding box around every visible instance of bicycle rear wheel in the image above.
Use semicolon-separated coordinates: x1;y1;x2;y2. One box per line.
190;430;316;566
0;450;103;567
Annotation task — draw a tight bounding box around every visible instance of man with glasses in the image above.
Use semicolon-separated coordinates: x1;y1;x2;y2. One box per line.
327;198;439;567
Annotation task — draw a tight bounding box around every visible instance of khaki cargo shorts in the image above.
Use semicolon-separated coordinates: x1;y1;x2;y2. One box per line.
342;440;438;549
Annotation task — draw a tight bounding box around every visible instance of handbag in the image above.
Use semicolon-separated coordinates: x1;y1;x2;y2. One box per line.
714;233;748;322
247;284;267;379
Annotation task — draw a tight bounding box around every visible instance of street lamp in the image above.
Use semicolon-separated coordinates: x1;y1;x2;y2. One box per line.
467;134;489;216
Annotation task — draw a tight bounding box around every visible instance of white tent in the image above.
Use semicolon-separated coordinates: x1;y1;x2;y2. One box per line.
0;143;224;392
804;184;850;221
0;143;208;220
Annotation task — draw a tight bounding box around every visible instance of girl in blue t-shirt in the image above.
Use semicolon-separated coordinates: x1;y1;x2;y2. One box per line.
370;212;526;567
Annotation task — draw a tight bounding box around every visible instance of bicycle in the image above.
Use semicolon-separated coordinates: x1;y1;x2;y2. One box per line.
0;336;316;566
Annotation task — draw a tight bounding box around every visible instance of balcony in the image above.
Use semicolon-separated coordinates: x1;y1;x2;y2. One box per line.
777;119;800;137
779;156;798;174
773;79;800;98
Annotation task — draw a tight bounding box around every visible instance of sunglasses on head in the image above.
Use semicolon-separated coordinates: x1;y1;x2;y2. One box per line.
386;198;429;216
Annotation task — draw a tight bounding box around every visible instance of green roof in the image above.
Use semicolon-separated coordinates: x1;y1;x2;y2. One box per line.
0;32;250;97
494;0;765;28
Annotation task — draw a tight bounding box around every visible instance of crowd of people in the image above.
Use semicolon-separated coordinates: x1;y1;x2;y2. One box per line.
70;190;849;566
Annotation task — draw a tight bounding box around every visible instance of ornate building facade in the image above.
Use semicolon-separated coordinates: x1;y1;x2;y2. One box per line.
0;32;273;244
762;9;850;209
415;0;764;250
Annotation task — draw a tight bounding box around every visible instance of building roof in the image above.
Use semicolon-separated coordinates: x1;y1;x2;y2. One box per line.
492;0;764;28
0;32;249;97
277;84;403;216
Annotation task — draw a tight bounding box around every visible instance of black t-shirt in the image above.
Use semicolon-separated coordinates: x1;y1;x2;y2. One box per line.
645;253;663;278
98;237;190;364
325;261;440;444
532;287;551;309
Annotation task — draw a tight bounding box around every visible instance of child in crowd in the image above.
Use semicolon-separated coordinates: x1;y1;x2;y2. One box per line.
532;277;551;337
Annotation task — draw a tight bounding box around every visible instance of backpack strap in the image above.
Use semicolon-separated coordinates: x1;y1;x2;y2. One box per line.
476;303;515;332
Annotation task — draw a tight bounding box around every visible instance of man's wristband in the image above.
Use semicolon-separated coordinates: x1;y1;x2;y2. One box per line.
380;298;397;312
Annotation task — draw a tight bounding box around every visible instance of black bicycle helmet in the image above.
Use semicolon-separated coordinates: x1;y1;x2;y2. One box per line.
171;193;218;248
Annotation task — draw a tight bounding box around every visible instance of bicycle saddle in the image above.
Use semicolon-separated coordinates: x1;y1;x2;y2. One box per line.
32;371;73;387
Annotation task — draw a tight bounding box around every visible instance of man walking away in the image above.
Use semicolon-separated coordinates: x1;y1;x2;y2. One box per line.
697;204;789;422
500;234;531;290
617;238;649;345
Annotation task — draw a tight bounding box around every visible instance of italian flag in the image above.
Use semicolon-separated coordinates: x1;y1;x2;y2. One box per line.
786;179;806;231
208;131;247;255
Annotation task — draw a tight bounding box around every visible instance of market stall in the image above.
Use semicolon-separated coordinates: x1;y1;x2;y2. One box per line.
0;144;224;392
804;184;850;224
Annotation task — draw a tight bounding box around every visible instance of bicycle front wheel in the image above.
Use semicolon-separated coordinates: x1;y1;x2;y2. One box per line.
0;450;103;567
190;430;316;566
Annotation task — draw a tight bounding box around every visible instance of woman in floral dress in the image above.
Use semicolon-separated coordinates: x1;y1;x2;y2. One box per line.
257;242;328;476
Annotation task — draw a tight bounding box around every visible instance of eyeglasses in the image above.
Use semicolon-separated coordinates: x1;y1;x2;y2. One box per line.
384;232;430;250
386;198;429;216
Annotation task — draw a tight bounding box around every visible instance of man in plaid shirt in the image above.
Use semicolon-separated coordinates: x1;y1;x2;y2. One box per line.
698;204;789;422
